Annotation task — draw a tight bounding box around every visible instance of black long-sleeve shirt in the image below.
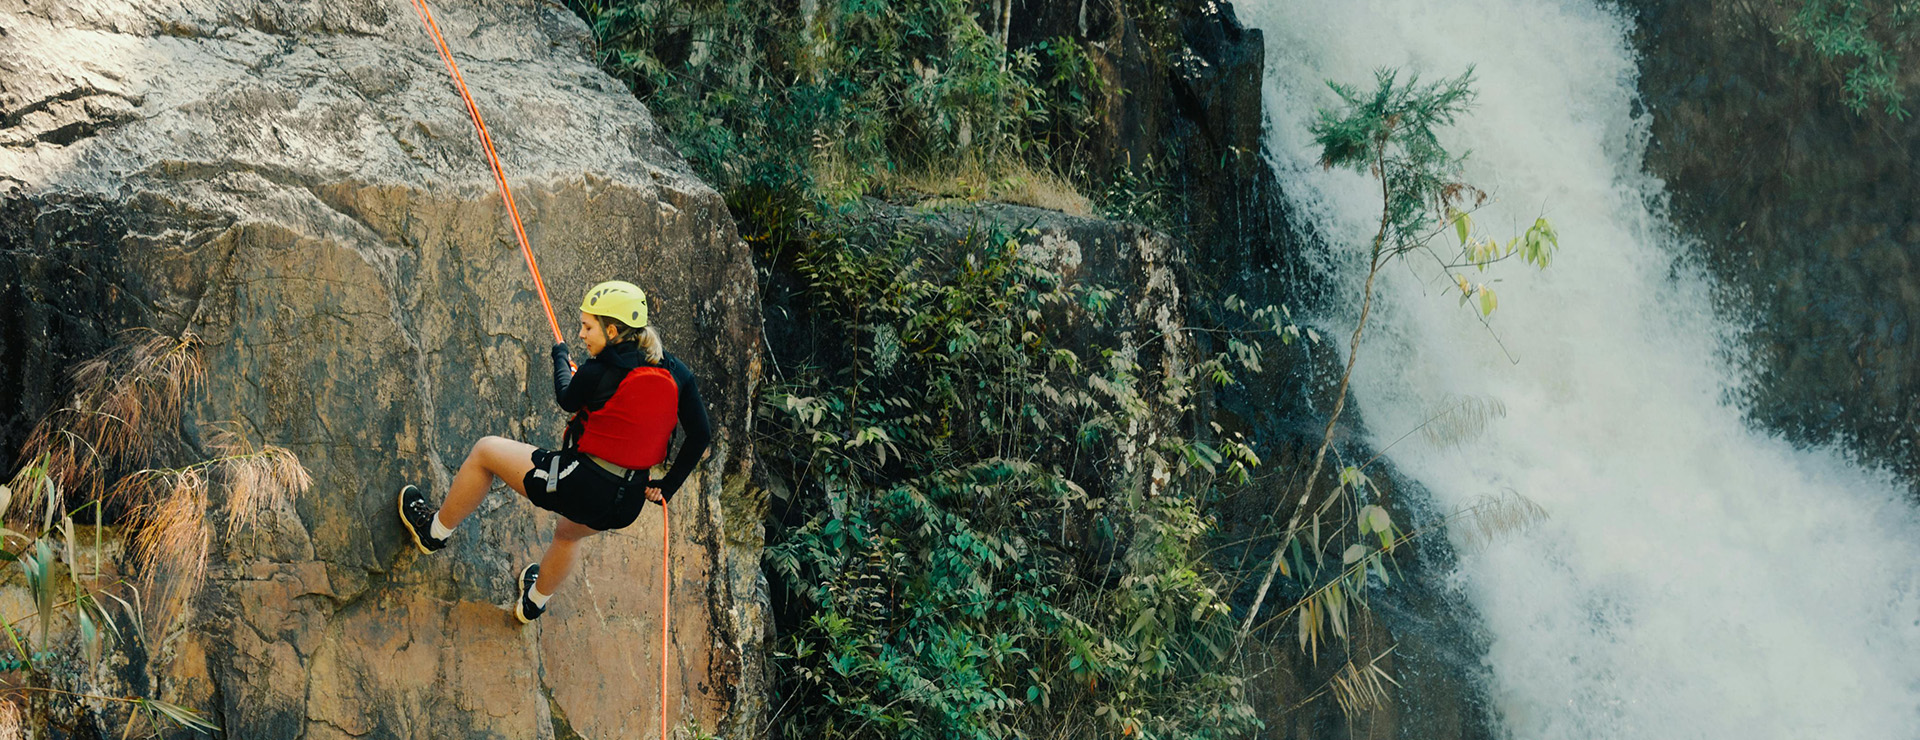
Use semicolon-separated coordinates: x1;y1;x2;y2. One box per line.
550;342;712;503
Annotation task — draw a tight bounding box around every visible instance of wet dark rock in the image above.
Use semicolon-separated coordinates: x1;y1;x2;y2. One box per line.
1625;0;1920;488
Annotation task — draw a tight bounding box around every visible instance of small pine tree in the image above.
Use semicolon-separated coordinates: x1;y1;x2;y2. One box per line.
1237;68;1557;678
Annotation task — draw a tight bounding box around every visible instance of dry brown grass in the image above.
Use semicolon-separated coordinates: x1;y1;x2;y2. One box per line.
12;330;204;516
981;162;1094;216
883;159;1094;216
1329;647;1401;717
204;424;310;535
0;327;252;740
9;328;310;635
112;432;308;633
0;697;20;740
129;470;211;630
809;149;1096;217
1449;491;1549;554
1420;394;1507;449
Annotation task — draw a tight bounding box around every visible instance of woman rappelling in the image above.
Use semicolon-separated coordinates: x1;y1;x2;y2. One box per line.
395;280;711;623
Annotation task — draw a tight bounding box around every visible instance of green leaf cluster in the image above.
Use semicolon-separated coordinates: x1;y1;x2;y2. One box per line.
1783;0;1920;119
760;215;1279;739
1312;68;1478;263
0;481;217;736
1096;153;1180;229
1307;67;1555;322
0;653;52;673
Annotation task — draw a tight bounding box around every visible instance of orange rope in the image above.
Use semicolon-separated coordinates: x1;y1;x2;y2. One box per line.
661;505;671;740
405;0;564;345
407;4;676;738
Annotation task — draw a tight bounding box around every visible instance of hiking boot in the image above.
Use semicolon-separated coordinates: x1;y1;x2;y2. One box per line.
397;484;448;554
514;562;546;624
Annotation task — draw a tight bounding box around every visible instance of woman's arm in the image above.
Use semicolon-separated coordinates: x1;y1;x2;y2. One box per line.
551;344;601;412
650;357;712;504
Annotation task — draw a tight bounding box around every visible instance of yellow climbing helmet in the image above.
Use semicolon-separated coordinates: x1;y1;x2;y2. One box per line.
580;280;649;329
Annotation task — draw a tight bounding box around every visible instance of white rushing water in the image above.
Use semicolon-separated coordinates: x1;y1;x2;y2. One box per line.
1238;1;1920;737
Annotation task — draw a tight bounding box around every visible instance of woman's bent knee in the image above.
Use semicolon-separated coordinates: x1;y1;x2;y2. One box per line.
463;437;517;480
473;436;527;464
554;518;599;542
466;436;497;464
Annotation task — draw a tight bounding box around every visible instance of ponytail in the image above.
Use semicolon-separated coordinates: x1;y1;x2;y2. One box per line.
596;316;666;364
636;325;665;363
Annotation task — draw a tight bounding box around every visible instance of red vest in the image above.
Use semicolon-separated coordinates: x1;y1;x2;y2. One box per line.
577;366;680;470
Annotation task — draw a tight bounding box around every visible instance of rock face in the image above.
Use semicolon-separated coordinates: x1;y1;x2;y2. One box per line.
1625;0;1920;487
0;0;766;737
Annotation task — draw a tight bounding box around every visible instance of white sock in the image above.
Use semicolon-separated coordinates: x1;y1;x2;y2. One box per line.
528;582;553;607
429;513;454;540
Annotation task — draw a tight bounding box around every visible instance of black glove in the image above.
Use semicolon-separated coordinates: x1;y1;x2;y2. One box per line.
551;343;575;402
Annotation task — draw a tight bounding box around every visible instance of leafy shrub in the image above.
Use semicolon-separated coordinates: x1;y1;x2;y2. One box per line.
1232;69;1556;716
567;0;1118;209
759;213;1285;739
1782;0;1920;119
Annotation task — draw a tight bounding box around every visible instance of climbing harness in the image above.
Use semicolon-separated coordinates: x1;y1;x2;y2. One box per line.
539;454;577;495
404;2;675;736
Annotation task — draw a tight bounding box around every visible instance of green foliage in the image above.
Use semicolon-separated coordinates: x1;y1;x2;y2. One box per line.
567;0;1114;208
1784;0;1920;119
760;215;1282;739
0;474;220;736
1028;36;1118;171
1309;67;1556;319
0;653;54;673
20;539;53;651
1095;153;1180;229
1312;68;1479;262
1121;0;1184;54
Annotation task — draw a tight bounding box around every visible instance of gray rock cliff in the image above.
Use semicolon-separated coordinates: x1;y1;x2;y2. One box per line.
0;0;766;736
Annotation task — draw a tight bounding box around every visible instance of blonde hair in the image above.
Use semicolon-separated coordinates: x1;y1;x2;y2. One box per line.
636;325;664;363
597;316;665;364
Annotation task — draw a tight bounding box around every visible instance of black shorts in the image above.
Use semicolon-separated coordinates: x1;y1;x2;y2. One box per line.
522;448;650;531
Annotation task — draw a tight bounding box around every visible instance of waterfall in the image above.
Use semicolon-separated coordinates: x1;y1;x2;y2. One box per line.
1239;1;1920;736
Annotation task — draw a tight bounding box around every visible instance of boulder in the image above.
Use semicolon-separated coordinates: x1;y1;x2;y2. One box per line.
0;0;766;737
